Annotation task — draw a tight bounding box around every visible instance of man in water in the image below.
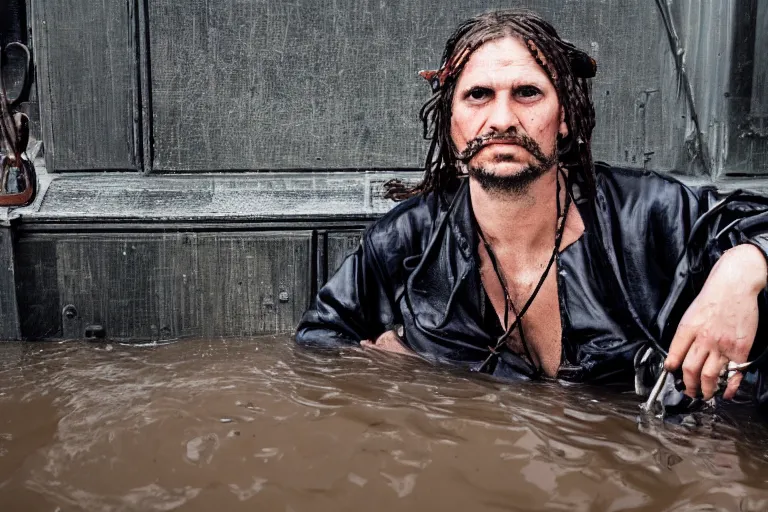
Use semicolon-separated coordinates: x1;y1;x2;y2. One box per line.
296;9;768;411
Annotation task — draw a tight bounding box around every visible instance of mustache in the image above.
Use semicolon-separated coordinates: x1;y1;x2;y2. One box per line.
456;128;553;165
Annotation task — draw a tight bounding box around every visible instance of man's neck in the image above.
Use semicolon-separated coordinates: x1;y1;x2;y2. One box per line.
469;166;561;256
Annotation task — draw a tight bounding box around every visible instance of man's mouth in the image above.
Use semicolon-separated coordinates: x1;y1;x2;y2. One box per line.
483;139;525;151
457;129;552;165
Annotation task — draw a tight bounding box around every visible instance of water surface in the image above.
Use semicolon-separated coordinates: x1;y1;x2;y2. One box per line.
1;338;767;511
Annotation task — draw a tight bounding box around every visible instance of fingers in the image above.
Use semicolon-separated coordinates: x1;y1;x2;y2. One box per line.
699;352;727;400
664;321;696;371
662;265;759;401
674;340;747;400
723;371;744;401
680;341;709;398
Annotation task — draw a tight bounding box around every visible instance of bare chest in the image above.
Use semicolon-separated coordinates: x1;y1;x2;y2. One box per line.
474;198;584;377
479;250;563;377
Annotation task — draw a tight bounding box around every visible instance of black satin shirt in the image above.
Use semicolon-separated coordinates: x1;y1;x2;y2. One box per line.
296;163;768;409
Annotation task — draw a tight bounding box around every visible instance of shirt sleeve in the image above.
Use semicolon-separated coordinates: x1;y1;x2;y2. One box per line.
694;186;768;259
294;233;397;347
670;185;768;364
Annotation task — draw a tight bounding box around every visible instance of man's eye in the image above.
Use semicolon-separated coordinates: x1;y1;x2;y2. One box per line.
467;88;491;101
516;86;542;99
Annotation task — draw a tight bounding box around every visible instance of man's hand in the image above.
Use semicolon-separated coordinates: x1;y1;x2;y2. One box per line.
360;330;415;356
665;244;767;400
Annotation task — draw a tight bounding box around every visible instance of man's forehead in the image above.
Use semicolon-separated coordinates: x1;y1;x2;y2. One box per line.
459;37;551;82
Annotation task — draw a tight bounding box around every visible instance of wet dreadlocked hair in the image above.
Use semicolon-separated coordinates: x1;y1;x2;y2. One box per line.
384;9;597;201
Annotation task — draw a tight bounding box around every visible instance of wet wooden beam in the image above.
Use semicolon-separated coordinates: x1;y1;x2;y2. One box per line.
0;226;21;340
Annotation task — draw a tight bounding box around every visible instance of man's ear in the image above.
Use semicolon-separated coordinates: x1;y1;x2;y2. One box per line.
559;107;569;138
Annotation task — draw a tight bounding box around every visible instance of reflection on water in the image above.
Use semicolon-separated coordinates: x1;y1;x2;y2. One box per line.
0;338;767;511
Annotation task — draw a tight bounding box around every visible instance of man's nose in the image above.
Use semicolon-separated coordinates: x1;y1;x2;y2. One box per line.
486;97;521;134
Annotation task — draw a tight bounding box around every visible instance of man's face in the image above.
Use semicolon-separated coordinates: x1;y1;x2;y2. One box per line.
450;36;568;189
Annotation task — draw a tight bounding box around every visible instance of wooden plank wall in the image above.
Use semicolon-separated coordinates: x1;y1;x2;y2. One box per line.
8;171;381;341
31;0;138;171
741;0;768;175
15;232;313;341
0;229;21;340
327;232;363;279
14;237;59;339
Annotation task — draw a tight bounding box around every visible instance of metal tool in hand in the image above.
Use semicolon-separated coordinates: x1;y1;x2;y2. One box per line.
641;360;753;413
0;41;36;207
641;368;669;413
719;360;752;388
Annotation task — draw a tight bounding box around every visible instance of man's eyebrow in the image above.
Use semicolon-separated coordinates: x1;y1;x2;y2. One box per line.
458;77;548;91
458;82;492;90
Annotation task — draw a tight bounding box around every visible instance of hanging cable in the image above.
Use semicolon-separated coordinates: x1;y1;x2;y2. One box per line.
471;168;572;375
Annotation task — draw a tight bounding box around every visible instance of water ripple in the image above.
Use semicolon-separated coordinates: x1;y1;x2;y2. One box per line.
0;337;767;511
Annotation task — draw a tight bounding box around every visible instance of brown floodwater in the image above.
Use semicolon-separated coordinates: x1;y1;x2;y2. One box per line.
1;337;767;512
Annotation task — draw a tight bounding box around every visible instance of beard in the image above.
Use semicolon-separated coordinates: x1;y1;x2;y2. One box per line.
466;150;558;195
458;127;559;195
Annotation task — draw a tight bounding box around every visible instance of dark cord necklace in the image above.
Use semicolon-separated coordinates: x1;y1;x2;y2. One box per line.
471;168;572;376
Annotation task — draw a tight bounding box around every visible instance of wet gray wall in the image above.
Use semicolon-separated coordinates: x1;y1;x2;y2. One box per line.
10;173;384;340
31;0;139;171
2;0;766;341
0;228;21;340
29;0;767;176
14;226;363;341
147;0;677;172
727;0;768;175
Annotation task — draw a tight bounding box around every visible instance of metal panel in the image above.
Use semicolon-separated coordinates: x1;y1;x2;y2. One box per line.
15;231;311;340
655;0;731;175
31;0;138;171
751;0;768;119
724;0;768;175
149;0;684;172
738;0;768;175
0;228;21;340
